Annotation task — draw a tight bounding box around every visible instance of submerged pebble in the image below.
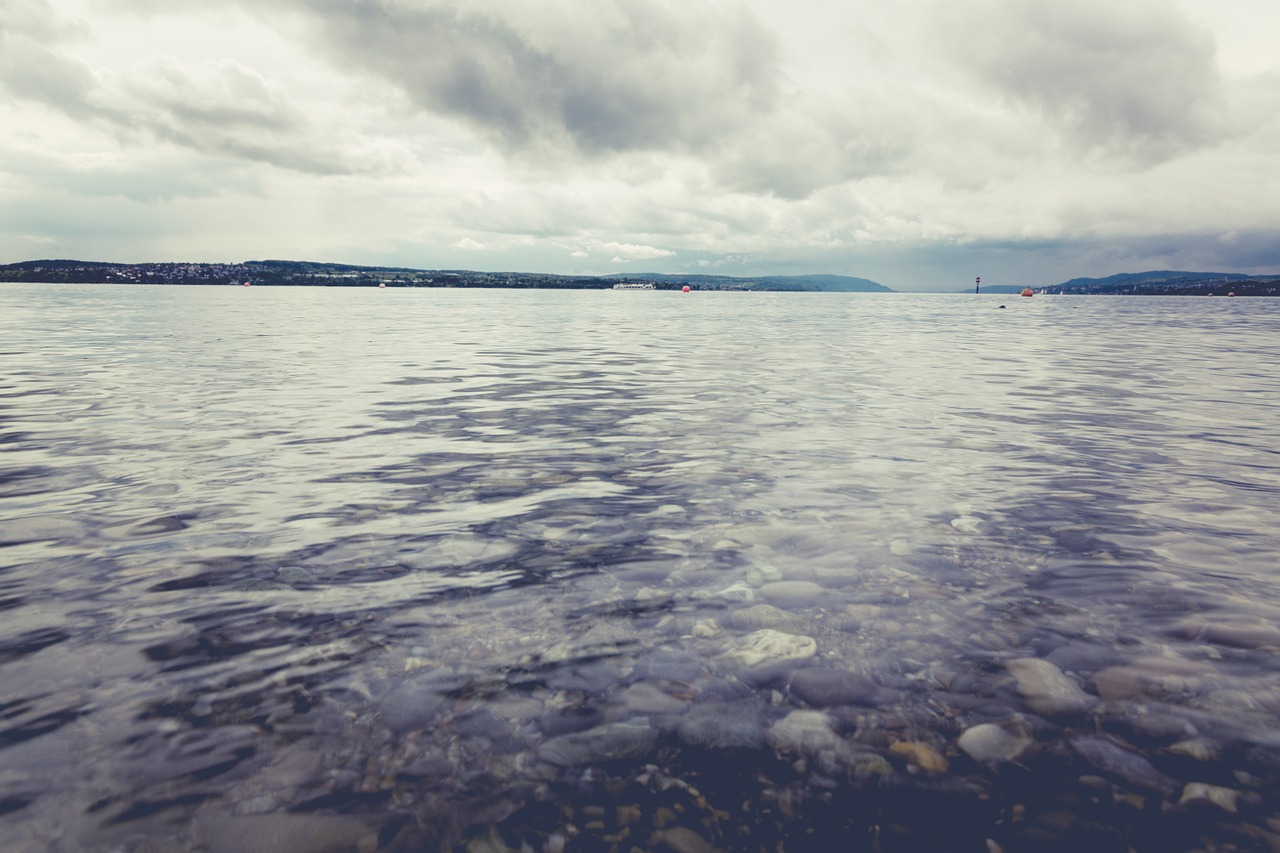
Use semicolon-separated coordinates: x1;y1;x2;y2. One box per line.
677;701;767;751
758;580;826;607
1069;735;1177;796
725;604;809;634
719;629;817;668
538;718;659;767
194;813;374;853
957;723;1034;766
1005;657;1095;716
890;741;950;774
379;672;455;733
788;668;880;708
1178;782;1243;813
767;710;842;754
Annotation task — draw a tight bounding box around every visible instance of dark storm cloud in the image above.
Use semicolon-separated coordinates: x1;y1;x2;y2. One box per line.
940;0;1226;160
292;0;782;154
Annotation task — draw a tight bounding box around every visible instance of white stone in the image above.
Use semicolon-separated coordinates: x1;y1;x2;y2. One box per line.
1006;658;1095;716
957;723;1034;766
767;710;841;753
1179;782;1240;813
720;629;816;667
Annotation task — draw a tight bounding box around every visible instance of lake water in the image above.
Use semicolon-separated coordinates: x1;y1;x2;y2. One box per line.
2;284;1279;852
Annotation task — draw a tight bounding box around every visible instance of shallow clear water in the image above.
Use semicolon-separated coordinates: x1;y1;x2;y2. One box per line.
2;284;1279;851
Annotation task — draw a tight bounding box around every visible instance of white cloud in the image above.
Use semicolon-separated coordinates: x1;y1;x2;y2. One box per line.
1;0;1279;288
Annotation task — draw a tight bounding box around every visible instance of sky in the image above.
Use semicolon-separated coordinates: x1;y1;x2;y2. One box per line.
2;0;1279;291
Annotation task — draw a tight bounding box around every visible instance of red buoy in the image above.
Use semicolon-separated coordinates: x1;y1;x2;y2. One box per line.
1021;287;1034;297
682;285;691;293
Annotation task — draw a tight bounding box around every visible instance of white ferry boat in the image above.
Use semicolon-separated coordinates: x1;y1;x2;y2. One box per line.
612;282;655;290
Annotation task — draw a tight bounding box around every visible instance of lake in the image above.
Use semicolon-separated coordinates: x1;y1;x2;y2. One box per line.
1;284;1279;852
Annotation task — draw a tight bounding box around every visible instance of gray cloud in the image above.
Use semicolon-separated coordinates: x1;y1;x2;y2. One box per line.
0;1;103;118
710;90;918;199
937;0;1227;161
116;59;389;176
292;0;782;155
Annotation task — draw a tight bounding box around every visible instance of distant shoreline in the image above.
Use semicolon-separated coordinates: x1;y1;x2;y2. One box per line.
3;260;1278;296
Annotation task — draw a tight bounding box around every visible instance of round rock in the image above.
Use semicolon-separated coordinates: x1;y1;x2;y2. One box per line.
720;629;816;668
1006;657;1095;716
767;710;842;753
538;718;658;767
379;672;456;733
726;604;808;634
677;701;766;751
758;581;825;608
957;723;1034;766
788;668;880;708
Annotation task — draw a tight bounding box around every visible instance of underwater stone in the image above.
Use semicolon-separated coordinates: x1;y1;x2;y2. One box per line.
758;581;825;607
379;673;454;733
1175;618;1280;650
720;629;816;668
619;681;691;715
194;813;374;853
788;668;880;708
1069;735;1177;796
1006;658;1095;716
538;718;658;767
889;741;950;774
275;566;317;584
1178;782;1242;813
1092;657;1211;701
767;710;842;753
650;826;722;853
677;702;766;751
957;723;1034;766
726;604;809;634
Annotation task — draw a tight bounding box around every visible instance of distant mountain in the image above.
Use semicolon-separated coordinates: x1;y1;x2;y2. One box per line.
1041;270;1272;295
617;272;891;292
0;260;894;292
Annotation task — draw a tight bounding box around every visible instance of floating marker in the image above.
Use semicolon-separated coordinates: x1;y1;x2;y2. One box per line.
1228;291;1236;297
1021;287;1034;297
682;285;691;293
379;282;386;288
243;281;251;287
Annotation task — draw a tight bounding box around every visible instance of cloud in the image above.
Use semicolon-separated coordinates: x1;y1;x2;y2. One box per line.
113;58;409;175
935;0;1227;161
573;239;675;261
290;0;782;156
710;89;918;199
0;2;413;177
0;1;103;119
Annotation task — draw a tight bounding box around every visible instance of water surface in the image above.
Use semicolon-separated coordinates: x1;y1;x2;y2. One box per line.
2;285;1279;851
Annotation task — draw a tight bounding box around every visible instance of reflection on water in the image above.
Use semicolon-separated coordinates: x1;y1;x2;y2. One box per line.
1;284;1279;851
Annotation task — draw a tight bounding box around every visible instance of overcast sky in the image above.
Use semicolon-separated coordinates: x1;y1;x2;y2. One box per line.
2;0;1278;290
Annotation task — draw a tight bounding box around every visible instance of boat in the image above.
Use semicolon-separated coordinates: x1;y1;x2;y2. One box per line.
612;282;655;290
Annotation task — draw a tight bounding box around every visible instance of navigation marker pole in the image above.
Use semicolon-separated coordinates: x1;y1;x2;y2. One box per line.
976;276;981;295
